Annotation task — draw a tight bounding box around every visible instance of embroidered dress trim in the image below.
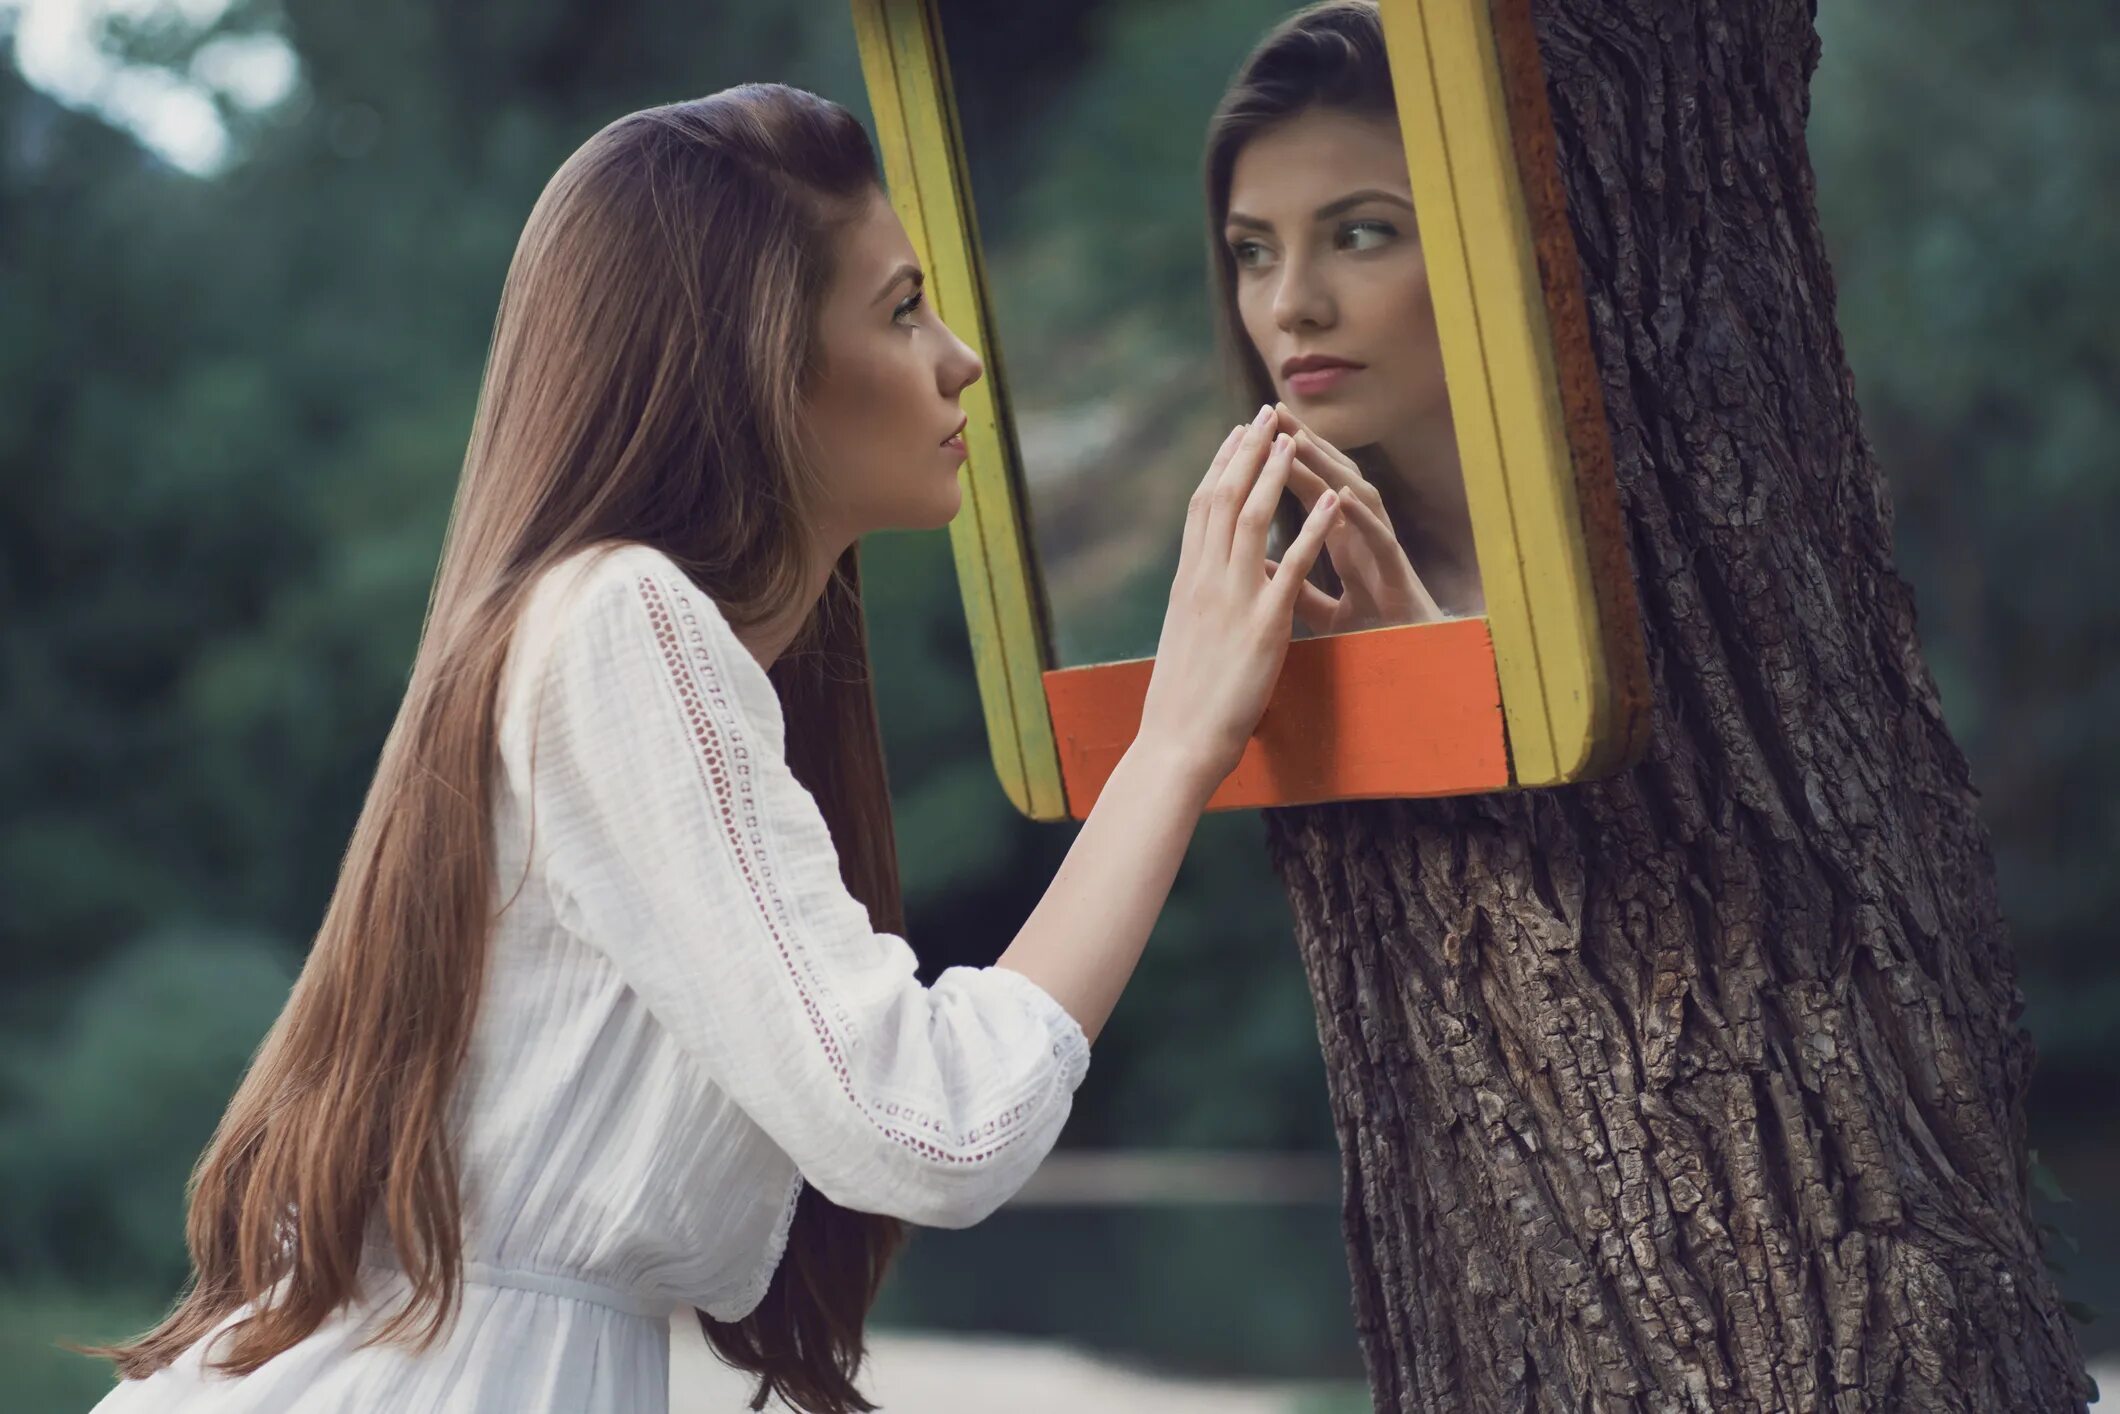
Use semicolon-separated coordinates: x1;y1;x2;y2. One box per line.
635;572;1057;1167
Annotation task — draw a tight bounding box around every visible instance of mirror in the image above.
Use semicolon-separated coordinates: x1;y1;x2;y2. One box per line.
933;0;1485;668
852;0;1651;817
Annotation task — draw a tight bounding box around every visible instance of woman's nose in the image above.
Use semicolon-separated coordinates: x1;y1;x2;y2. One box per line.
939;319;984;393
1272;257;1335;332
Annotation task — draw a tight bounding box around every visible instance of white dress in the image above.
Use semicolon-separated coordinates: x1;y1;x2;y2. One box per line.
93;541;1093;1412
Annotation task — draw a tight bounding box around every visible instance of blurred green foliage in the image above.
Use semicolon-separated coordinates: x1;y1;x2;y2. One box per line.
0;929;291;1286
1;0;2114;1405
1809;2;2120;1079
0;1283;167;1410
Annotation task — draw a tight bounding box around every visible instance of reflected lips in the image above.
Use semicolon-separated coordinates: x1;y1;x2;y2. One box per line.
1282;354;1363;397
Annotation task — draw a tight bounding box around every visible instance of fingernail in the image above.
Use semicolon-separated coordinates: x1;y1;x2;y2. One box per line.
1254;403;1274;426
1274;432;1290;450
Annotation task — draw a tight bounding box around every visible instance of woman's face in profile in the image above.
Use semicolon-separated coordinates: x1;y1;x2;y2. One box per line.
1224;107;1449;454
806;187;985;543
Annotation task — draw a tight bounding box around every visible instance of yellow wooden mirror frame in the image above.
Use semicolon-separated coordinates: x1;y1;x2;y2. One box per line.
850;0;1650;821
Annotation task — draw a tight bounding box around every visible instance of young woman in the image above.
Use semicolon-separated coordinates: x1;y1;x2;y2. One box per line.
86;85;1341;1414
1206;0;1485;628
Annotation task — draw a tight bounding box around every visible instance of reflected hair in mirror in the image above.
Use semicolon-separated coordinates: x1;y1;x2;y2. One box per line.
1205;2;1401;592
1204;0;1397;411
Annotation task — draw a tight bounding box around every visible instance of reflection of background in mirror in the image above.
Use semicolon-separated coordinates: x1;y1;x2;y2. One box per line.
935;0;1303;667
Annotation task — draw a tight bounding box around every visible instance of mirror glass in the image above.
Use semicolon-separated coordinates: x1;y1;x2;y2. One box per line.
934;0;1486;668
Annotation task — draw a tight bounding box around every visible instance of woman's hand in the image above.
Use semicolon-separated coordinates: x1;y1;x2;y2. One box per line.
996;409;1337;1041
1135;404;1343;792
1265;403;1443;634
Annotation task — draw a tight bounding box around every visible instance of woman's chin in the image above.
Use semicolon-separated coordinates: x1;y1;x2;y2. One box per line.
1293;407;1367;448
896;481;963;533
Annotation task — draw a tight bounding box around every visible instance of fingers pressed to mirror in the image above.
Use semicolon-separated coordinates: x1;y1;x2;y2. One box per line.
1293;437;1387;522
1266;557;1345;634
1292;580;1343;635
1336;495;1444;626
1287;460;1385;569
1273;403;1354;467
1271;488;1341;609
1208;405;1280;552
1286;454;1368;516
1333;484;1404;553
1183;423;1248;575
1284;455;1327;508
1286;458;1385;572
1235;433;1298;570
1203;423;1245;483
1272;406;1375;500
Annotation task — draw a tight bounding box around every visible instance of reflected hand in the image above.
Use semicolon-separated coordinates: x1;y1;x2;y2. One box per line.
1138;407;1343;789
1265;403;1443;633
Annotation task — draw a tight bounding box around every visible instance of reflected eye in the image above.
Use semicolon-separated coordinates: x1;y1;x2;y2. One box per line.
1338;219;1399;252
893;288;926;325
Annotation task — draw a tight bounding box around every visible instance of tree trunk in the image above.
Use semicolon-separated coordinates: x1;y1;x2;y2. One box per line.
1262;1;2093;1409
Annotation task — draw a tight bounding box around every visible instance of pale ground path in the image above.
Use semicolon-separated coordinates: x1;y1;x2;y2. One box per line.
669;1313;1328;1413
673;1323;2120;1414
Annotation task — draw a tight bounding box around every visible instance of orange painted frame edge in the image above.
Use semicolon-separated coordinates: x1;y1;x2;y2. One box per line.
1044;617;1510;817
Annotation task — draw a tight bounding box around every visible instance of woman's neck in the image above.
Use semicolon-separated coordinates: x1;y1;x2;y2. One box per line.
731;535;849;672
1368;413;1485;617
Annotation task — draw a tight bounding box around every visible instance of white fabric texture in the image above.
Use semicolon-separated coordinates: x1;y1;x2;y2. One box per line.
93;541;1092;1412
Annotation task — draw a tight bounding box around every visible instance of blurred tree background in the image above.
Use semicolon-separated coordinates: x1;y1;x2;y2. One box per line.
0;0;2112;1408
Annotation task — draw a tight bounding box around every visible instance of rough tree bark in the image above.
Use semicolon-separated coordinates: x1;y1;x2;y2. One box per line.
1262;1;2093;1410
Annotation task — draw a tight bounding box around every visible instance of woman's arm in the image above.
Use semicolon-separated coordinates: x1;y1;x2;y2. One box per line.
993;744;1214;1046
504;411;1331;1226
994;406;1341;1044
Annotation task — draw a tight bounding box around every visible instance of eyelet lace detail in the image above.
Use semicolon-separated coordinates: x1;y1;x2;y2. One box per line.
720;1171;806;1317
636;572;1059;1167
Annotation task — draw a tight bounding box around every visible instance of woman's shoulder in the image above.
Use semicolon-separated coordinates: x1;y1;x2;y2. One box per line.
517;541;739;661
528;539;699;616
506;540;780;745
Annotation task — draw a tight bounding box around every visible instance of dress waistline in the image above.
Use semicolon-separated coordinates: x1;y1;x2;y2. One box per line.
362;1253;672;1319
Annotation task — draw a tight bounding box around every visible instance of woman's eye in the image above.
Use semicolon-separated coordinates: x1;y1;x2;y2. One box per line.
894;290;925;324
1338;219;1398;252
1230;239;1272;269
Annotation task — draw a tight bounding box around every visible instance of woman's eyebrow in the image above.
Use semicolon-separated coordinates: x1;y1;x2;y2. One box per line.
1226;189;1418;233
872;263;923;305
1314;189;1417;220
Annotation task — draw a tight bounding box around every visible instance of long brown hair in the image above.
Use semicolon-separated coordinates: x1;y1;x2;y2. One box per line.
93;85;908;1414
1203;1;1412;569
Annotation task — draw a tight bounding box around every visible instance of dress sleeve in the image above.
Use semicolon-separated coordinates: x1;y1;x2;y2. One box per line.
503;546;1091;1229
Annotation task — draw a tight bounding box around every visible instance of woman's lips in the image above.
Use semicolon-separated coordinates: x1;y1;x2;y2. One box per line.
1286;364;1361;397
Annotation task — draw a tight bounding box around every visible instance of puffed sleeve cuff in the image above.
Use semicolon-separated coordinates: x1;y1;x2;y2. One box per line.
962;964;1093;1096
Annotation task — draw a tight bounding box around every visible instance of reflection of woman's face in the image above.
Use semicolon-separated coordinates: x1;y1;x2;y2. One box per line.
1224;107;1448;453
